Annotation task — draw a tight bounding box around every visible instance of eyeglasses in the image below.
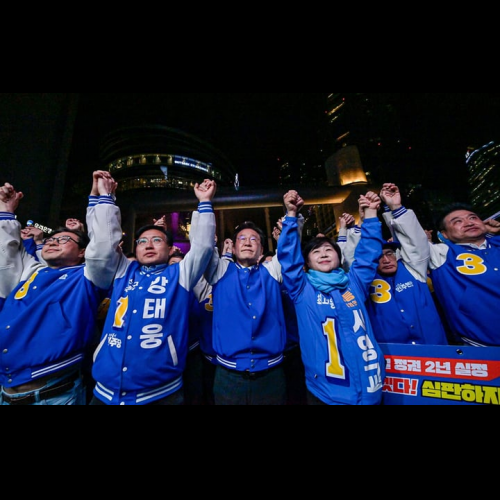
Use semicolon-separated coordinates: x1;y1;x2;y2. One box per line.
136;237;167;247
236;236;259;244
43;236;79;246
381;250;397;259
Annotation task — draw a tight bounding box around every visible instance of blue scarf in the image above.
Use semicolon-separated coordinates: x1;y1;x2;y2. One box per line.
141;264;169;275
307;269;350;294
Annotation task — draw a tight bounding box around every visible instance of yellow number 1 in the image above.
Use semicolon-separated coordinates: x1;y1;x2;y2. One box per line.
113;296;129;329
323;318;346;380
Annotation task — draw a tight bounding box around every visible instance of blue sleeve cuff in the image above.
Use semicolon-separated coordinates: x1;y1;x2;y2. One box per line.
384;205;391;213
0;212;16;220
88;196;99;207
392;207;408;219
198;202;214;214
98;195;116;206
337;236;347;243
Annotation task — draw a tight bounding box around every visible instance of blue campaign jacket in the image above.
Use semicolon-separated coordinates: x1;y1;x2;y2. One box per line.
278;216;386;406
367;262;449;345
0;211;107;388
430;237;500;347
208;258;287;373
190;277;217;363
90;203;215;405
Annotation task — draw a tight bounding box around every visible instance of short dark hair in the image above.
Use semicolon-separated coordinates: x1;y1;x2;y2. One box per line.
233;221;266;247
52;227;90;249
259;251;275;265
302;237;342;271
135;225;174;247
169;250;186;263
436;203;478;232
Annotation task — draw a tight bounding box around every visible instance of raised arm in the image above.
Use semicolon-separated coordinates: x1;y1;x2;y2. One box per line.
0;183;44;300
179;179;217;291
277;190;308;301
380;183;432;281
348;192;384;299
84;171;127;290
338;213;361;272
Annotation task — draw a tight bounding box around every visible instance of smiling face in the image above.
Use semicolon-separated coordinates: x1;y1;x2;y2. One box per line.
234;229;264;268
135;229;171;267
307;242;341;273
41;232;86;269
441;210;488;245
65;218;85;232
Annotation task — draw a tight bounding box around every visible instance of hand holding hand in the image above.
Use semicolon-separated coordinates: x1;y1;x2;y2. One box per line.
284;191;304;217
195;179;217;203
380;183;402;211
339;213;356;230
97;175;118;197
91;171;114;196
359;191;381;219
0;183;24;213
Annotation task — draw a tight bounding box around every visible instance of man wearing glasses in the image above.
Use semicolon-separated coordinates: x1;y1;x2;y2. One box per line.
0;182;108;405
365;238;449;346
87;172;216;406
381;183;500;348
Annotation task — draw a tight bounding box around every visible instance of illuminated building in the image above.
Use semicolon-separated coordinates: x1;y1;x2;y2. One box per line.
99;125;238;252
467;141;500;219
101;125;236;193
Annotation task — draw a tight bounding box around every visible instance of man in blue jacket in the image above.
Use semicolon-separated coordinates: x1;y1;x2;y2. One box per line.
0;180;109;405
88;172;217;405
381;183;500;347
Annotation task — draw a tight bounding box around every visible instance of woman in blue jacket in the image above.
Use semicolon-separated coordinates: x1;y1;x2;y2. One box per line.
277;190;386;406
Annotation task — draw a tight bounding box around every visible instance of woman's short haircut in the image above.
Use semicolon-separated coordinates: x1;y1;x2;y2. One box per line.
302;237;342;270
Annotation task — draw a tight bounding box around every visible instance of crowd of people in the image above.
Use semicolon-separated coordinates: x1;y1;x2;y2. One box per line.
1;172;500;406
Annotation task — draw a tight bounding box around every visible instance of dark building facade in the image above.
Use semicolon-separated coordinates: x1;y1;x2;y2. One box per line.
0;93;79;229
321;92;413;186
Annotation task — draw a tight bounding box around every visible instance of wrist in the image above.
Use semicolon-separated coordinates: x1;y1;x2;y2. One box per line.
364;209;378;219
387;204;403;211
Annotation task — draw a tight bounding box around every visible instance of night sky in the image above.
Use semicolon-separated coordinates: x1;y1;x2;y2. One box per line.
70;93;326;184
69;93;500;194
